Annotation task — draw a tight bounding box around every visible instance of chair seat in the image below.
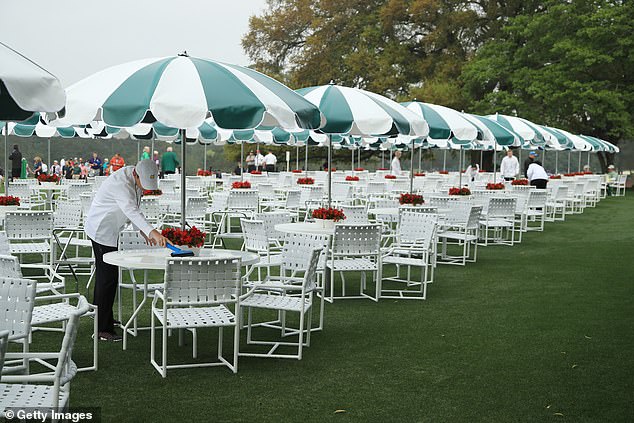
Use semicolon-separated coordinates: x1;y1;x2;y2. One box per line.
437;230;478;242
0;383;69;410
252;254;284;268
32;302;91;325
525;209;544;217
383;256;428;266
154;304;236;328
479;219;513;228
327;258;378;272
56;237;93;247
120;282;164;292
9;241;50;255
242;293;311;312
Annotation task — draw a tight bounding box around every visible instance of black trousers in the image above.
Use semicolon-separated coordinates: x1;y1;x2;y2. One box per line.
11;168;20;178
530;179;548;189
504;177;514;181
265;164;275;173
91;239;119;333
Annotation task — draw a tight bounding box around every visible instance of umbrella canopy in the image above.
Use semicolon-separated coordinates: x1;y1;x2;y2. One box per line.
402;102;477;145
297;83;428;137
51;53;323;131
0;42;66;121
461;114;520;148
487;114;546;147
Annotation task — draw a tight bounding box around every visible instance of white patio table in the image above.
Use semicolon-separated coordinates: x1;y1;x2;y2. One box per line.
104;248;259;349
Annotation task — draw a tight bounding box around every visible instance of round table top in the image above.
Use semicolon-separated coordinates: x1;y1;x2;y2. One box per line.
274;222;335;235
103;248;259;270
368;207;399;216
35;184;68;191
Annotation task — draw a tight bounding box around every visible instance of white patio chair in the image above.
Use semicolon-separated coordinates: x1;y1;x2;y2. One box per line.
382;211;437;300
0;256;98;372
240;248;321;360
213;190;259;247
5;211;64;294
524;190;548;232
240;219;283;283
479;197;517;246
0;276;36;375
256;211;292;248
326;224;382;302
150;257;243;377
545;186;568;222
437;205;482;266
342;205;369;224
0;296;89;416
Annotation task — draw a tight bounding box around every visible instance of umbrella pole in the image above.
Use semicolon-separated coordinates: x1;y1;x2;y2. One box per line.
358;147;361;169
351;147;354;171
296;145;299;170
203;143;207;170
240;142;244;181
47;138;51;171
458;148;463;187
567;151;571;173
493;147;497;182
180;129;187;230
137;139;140;161
305;142;308;172
480;150;483;170
418;144;422;171
328;135;332;207
4;123;8;194
578;151;582;172
151;137;155;160
587;152;591;168
543;149;547;170
410;139;415;194
555;151;559;174
443;150;447;171
381;150;384;168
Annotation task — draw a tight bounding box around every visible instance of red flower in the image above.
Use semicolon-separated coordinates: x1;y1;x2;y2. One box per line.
449;187;471;196
438;170;449;175
486;183;505;190
549;175;562;179
377;168;388;171
354;168;365;171
384;175;397;179
511;179;529;186
232;181;251;189
291;169;303;173
414;172;426;177
345;176;359;181
297;177;315;185
143;189;163;196
197;170;213;176
250;170;262;175
37;174;60;183
399;193;424;205
0;196;20;206
311;207;346;222
161;226;206;248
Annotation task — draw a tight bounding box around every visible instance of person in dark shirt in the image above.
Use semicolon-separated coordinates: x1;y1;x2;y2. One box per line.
523;151;537;177
8;145;22;180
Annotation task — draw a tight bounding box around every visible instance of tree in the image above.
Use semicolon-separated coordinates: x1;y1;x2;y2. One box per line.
462;0;634;170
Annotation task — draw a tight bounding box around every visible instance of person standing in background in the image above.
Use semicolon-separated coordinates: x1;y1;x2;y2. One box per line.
161;147;179;175
8;144;22;181
263;150;277;172
51;160;62;176
110;153;125;173
254;150;265;171
246;151;256;173
391;151;402;175
153;151;160;168
102;158;110;176
500;149;520;181
140;146;151;161
465;163;479;182
89;152;102;177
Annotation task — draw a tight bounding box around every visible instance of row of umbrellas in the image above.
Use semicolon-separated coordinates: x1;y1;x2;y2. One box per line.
1;42;619;227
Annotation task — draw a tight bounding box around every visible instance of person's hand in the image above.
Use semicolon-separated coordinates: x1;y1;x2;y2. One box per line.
147;229;168;247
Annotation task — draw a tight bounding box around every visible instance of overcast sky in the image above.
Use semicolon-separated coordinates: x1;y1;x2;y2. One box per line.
0;0;268;86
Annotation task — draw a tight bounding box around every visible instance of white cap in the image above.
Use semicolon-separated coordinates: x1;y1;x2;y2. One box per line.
135;159;159;190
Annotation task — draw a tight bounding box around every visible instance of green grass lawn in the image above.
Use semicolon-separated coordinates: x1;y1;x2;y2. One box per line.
25;193;634;422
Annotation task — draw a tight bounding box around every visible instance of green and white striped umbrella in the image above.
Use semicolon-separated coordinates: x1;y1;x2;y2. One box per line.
402;101;477;146
51;53;323;131
297;83;427;137
487;114;546;147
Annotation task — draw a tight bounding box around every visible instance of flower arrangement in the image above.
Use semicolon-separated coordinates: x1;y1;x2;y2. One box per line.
377;168;388;171
384;174;397;179
345;176;359;181
232;181;251;189
297;177;315;185
399;193;424;206
291;169;304;173
479;169;486;173
354;167;365;171
486;183;505;190
0;196;20;206
563;172;585;177
250;170;262;175
583;171;593;175
312;207;346;222
143;189;163;196
449;187;471;196
511;179;529;186
414;172;426;176
197;169;212;176
324;168;337;172
161;226;206;248
37;174;60;183
549;175;562;179
438;170;449;175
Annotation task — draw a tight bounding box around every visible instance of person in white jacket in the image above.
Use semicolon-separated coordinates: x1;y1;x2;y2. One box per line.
391;151;402;175
500;149;520;181
85;159;168;341
527;161;548;189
